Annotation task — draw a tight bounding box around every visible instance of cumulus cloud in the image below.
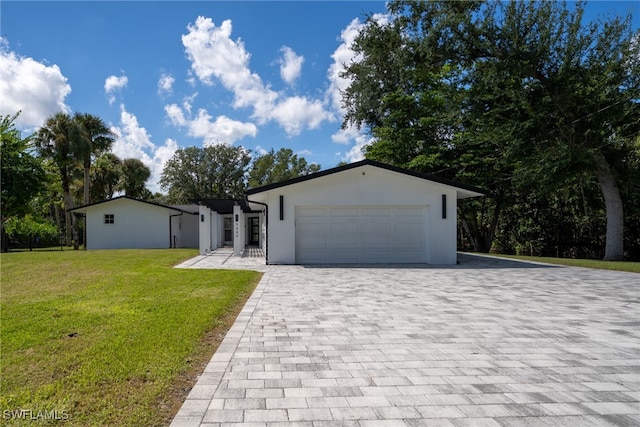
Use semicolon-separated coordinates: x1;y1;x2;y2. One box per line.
182;16;333;135
253;145;268;157
182;92;198;114
104;74;128;105
164;103;257;146
157;74;175;95
326;18;365;114
0;38;71;129
343;132;374;163
278;46;304;84
110;104;178;193
326;15;388;160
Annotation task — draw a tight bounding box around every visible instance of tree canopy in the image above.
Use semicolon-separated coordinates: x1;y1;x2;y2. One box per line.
118;158;151;199
248;148;321;188
1;113;47;251
342;0;640;260
160;145;251;203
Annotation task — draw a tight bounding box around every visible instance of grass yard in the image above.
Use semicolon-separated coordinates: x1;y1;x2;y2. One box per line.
0;249;262;426
490;253;640;273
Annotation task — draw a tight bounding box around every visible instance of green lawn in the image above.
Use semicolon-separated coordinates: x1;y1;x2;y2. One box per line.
489;253;640;273
0;249;262;426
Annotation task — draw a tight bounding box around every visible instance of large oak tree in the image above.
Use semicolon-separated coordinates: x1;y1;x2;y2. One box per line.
342;0;639;260
160;145;251;203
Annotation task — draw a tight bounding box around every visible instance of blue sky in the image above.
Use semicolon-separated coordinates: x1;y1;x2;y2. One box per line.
2;1;638;193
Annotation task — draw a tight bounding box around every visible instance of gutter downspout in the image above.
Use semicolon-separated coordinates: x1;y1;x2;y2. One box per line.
169;211;183;248
245;197;268;265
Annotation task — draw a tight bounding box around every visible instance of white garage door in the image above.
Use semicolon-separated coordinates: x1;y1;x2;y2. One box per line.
295;206;428;264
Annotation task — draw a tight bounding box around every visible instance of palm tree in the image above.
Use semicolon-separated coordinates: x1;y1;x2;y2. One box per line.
118;158;151;198
74;113;115;206
90;153;122;202
74;113;115;248
33;112;83;247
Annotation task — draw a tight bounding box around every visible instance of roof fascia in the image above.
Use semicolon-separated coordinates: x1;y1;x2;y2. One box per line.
245;159;486;196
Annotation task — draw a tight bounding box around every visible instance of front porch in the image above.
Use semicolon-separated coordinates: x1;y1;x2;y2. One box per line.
175;246;267;271
198;199;265;258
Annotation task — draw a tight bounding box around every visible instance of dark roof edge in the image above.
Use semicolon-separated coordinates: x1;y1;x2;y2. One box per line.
67;195;197;214
246;159;487;195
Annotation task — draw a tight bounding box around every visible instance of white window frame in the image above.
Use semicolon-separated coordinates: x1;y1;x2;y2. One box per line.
104;214;115;225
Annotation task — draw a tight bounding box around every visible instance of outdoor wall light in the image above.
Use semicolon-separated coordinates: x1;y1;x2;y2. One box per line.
442;194;447;219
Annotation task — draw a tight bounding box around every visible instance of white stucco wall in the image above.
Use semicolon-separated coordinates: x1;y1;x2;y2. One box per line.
199;206;211;255
248;164;460;264
85;198;179;249
170;212;199;248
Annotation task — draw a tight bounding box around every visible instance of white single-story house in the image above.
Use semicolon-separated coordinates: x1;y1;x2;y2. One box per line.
199;159;485;265
69;196;199;250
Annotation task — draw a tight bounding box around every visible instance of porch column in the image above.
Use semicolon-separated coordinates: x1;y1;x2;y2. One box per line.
198;205;211;255
233;204;245;256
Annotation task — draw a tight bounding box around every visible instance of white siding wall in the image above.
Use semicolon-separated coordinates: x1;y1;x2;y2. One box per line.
250;165;459;264
86;199;175;249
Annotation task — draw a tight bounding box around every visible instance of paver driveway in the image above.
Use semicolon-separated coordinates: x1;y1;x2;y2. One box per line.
172;254;640;427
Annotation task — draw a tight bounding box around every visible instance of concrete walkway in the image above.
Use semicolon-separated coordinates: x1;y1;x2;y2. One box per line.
172;255;640;426
176;248;268;272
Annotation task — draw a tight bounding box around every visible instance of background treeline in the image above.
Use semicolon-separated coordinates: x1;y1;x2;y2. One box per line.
0;111;319;251
2;1;638;260
341;0;639;261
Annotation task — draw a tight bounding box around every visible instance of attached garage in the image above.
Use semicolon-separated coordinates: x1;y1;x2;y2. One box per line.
295;206;428;263
245;160;485;265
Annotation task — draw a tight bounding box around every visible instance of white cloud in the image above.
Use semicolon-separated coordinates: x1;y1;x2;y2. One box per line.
331;124;362;145
157;74;175;95
182;16;333;135
278;46;304;84
326;15;388;157
269;96;329;135
343;132;374;163
165;103;187;127
182;92;198;114
104;74;128;105
297;149;312;156
0;38;71;129
327;18;365;113
164;103;257;146
253;145;268;157
110;104;178;193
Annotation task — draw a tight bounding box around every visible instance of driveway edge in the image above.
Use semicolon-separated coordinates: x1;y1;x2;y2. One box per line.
170;271;271;427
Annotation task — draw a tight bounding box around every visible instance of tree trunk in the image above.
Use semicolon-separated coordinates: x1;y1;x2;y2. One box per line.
480;200;501;253
53;202;62;246
594;151;624;261
72;213;79;250
83;163;90;250
62;193;72;246
1;222;7;253
460;216;480;252
61;166;75;247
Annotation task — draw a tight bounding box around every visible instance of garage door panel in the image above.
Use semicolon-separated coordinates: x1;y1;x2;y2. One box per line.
297;207;328;219
363;207;392;217
296;206;428;264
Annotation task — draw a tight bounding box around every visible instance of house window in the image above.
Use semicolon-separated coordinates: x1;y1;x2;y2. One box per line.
104;214;115;224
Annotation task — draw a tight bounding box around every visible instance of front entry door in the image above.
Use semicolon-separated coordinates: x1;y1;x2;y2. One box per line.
248;217;259;245
223;216;233;246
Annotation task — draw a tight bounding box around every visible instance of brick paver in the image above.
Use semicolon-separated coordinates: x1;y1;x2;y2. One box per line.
172;254;640;426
